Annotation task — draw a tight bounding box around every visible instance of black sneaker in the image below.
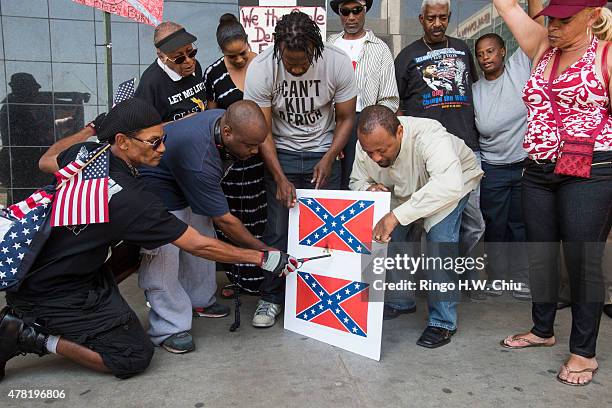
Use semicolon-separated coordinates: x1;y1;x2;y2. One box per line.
161;332;195;354
383;304;416;320
193;302;230;318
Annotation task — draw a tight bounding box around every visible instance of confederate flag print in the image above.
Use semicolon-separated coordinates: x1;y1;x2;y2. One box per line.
298;197;374;255
296;271;369;337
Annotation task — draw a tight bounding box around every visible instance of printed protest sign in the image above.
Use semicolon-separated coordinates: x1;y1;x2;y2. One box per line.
285;189;390;361
239;0;327;54
72;0;163;26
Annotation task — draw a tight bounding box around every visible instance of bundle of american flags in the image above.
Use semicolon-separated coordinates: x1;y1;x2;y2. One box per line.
0;189;54;291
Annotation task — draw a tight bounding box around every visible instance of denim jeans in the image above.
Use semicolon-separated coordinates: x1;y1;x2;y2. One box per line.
461;151;486;255
522;152;612;358
384;222;422;310
261;149;341;304
480;160;529;283
340;112;360;190
461;152;486;283
387;195;469;331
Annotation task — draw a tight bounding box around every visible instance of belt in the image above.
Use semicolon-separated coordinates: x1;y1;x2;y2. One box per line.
528;158;611;166
528;157;556;165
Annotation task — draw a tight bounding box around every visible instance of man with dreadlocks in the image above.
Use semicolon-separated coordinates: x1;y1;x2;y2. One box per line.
244;11;356;328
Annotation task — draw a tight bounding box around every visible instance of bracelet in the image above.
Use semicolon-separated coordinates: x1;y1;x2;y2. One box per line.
85;121;96;135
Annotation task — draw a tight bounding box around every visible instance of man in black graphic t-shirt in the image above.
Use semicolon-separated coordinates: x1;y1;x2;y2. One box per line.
395;20;479;150
391;0;485;349
135;21;206;122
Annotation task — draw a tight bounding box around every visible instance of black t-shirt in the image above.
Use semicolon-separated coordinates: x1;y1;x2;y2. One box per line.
135;60;206;122
203;57;244;110
395;37;480;151
13;142;188;301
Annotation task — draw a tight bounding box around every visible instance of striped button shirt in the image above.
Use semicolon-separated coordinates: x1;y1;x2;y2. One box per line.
328;30;399;113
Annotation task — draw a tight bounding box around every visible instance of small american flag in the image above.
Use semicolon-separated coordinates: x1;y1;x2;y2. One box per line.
114;78;136;106
0;189;54;290
51;145;110;227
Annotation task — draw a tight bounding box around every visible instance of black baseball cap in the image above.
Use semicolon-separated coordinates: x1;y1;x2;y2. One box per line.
97;98;162;143
154;28;197;54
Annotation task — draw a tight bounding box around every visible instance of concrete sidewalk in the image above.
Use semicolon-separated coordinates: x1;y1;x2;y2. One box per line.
1;273;610;408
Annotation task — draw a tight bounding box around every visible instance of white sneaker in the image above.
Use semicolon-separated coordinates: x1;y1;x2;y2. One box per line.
252;300;282;328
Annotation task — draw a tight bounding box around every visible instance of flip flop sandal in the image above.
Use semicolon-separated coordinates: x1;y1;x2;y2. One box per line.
500;336;555;349
556;364;598;386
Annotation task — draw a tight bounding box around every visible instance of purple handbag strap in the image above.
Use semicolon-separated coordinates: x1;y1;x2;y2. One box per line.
547;49;609;139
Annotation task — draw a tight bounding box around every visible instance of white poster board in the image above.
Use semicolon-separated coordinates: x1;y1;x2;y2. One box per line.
284;189;390;361
239;0;327;54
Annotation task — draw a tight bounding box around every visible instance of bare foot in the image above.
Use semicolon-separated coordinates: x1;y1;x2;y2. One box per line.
501;332;556;348
557;354;598;386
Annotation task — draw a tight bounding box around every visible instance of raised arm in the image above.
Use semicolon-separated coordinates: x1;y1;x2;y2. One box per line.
39;113;106;173
39;127;95;173
493;0;548;60
527;0;545;25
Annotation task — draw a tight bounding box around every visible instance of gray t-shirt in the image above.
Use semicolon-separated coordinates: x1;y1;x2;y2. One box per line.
472;49;531;164
244;44;356;153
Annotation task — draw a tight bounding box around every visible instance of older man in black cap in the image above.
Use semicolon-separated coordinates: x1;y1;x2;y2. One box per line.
135;21;206;122
0;98;297;382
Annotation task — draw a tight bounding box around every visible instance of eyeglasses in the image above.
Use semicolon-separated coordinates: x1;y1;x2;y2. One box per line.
127;133;167;151
339;5;365;16
165;48;198;65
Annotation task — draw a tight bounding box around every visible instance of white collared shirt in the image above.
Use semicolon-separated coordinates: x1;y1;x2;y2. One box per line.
350;116;483;231
156;58;195;82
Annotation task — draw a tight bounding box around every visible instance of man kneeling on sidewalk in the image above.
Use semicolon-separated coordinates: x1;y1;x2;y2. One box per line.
0;98;297;382
350;105;482;348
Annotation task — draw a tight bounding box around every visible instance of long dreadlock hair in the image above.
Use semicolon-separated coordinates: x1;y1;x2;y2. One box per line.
273;11;324;64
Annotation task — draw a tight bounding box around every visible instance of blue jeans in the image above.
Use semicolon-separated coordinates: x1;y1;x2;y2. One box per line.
340;112;360;190
387;195;469;331
480;160;529;283
261;149;341;304
461;151;486;281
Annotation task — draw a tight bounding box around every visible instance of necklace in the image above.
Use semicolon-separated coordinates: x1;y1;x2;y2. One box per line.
422;37;448;52
125;160;139;177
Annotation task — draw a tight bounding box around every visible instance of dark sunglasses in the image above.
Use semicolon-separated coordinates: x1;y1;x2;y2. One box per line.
166;48;198;65
339;5;365;16
127;133;167;151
